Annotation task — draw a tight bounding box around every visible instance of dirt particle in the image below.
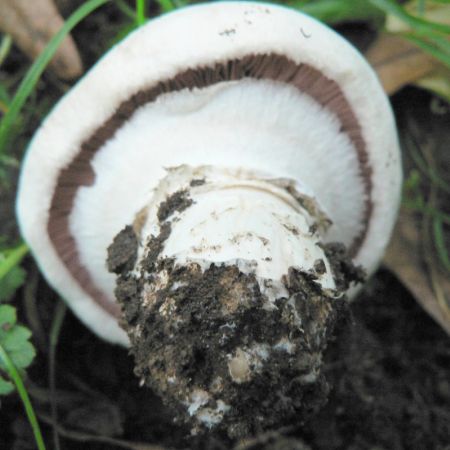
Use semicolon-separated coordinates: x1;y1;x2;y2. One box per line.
228;348;252;383
143;222;171;271
314;259;326;275
157;189;193;223
300;28;312;39
282;223;299;236
219;29;236;36
190;178;206;187
323;242;366;291
106;226;138;274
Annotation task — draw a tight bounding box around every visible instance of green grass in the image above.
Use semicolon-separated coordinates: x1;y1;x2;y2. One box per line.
135;0;147;25
290;0;450;70
0;2;123;449
0;243;28;280
289;0;384;24
0;0;112;155
0;343;45;450
0;302;41;448
403;128;450;276
157;0;177;13
370;0;450;70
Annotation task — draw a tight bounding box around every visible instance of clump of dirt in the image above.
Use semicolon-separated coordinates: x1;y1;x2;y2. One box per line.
323;242;366;291
157;189;193;223
107;225;138;274
107;189;363;441
116;258;346;439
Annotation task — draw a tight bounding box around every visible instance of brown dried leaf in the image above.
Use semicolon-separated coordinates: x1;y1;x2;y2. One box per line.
0;0;82;79
366;33;439;95
384;209;450;336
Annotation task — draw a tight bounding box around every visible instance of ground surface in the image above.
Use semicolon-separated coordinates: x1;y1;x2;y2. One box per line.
1;267;449;450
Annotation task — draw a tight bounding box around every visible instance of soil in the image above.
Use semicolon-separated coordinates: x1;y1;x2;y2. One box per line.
2;263;449;450
108;190;362;442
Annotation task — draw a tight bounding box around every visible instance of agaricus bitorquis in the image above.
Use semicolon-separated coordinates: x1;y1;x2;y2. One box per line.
17;2;402;438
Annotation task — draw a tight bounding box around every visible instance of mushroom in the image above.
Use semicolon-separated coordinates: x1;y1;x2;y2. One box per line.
16;1;401;438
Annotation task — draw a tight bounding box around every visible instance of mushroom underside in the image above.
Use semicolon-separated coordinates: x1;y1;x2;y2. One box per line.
50;55;371;324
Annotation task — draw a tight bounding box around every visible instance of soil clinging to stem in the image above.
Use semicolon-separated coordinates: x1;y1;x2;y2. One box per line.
107;188;364;440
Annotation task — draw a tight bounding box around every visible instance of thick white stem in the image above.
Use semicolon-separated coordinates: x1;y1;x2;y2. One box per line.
138;165;335;296
113;165;357;436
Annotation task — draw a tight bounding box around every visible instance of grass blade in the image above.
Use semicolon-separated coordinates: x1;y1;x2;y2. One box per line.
293;0;383;24
0;35;13;68
0;344;46;450
157;0;176;14
403;32;450;69
135;0;146;25
433;218;450;272
370;0;450;35
0;243;28;281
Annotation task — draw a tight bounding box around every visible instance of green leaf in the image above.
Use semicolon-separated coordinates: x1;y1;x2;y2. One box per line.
0;305;36;393
0;265;26;302
0;304;16;329
0;375;14;395
0;243;28;281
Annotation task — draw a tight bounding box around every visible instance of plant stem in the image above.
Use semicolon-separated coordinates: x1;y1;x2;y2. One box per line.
0;344;46;450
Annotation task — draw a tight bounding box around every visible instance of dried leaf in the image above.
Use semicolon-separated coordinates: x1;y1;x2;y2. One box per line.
0;0;82;79
366;33;439;95
366;1;450;97
384;209;450;336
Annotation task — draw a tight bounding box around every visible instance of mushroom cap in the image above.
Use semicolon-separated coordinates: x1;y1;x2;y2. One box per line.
16;1;401;345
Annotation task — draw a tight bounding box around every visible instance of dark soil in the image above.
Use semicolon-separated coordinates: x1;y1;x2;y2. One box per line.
2;265;449;450
108;190;362;441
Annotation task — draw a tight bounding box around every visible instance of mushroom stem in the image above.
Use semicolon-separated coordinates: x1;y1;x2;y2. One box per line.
107;165;363;437
143;166;335;290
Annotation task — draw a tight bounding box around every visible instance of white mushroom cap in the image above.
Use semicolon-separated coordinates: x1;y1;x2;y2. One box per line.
16;2;401;346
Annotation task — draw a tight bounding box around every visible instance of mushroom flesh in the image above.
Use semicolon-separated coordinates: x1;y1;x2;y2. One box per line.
17;2;402;437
